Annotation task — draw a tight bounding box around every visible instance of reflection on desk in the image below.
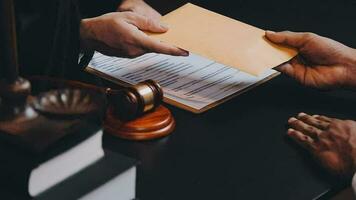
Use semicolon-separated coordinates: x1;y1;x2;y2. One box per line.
103;75;356;200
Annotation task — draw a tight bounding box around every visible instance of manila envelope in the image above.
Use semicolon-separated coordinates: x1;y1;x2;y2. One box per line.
148;3;297;76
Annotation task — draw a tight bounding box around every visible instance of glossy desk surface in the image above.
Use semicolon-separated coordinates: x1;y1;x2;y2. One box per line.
104;1;356;199
105;75;356;200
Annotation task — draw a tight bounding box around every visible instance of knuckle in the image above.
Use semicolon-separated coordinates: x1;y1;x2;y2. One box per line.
319;139;332;149
140;16;149;25
126;49;137;57
315;120;323;126
327;123;337;131
307;126;316;133
123;11;135;18
319;121;330;130
282;30;293;34
127;49;144;58
113;19;123;26
298;134;309;143
303;32;317;40
344;120;356;126
342;120;354;133
334;121;346;130
295;120;304;127
120;12;130;19
318;132;328;140
145;18;157;29
302;115;314;123
111;16;124;25
289;119;298;127
320;115;329;119
146;18;154;25
124;12;140;22
326;123;348;138
298;114;308;121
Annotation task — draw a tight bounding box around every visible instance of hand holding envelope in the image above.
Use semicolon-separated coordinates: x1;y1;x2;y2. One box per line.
147;3;297;76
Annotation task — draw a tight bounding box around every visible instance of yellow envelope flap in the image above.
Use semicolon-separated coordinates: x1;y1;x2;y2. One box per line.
148;3;297;76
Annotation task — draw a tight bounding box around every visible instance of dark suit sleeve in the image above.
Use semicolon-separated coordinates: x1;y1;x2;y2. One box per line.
16;0;115;83
78;0;122;18
16;0;81;79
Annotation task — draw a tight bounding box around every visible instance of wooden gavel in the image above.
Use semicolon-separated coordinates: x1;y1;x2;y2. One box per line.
107;80;163;120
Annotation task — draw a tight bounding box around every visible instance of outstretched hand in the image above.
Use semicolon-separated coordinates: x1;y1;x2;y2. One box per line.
80;12;188;58
266;31;356;89
287;113;356;179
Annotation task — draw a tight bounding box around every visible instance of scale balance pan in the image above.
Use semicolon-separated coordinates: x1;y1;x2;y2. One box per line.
31;89;104;117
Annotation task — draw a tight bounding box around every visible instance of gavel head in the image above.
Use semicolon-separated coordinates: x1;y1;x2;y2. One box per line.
108;80;163;121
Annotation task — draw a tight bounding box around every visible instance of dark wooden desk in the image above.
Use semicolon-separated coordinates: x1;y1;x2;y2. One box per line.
104;1;356;199
105;75;356;200
2;0;356;199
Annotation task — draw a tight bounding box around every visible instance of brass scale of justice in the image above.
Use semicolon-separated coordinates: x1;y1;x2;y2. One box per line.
0;0;175;150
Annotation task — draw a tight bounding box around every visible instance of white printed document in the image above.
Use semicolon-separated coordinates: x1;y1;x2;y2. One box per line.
86;52;278;113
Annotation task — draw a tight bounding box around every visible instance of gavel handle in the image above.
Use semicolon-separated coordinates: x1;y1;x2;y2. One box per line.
27;76;111;94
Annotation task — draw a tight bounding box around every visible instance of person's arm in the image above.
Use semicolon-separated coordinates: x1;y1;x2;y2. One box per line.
265;31;356;90
16;0;82;79
79;12;188;58
78;0;187;59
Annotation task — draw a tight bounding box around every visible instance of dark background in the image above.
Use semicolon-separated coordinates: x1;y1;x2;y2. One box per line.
103;0;356;200
2;0;356;199
149;0;356;47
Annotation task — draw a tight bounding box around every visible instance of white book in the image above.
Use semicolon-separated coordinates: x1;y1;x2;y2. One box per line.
0;127;137;200
29;129;104;196
0;125;105;197
36;150;137;200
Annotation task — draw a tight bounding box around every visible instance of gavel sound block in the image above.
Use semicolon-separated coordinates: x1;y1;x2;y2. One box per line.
104;80;175;141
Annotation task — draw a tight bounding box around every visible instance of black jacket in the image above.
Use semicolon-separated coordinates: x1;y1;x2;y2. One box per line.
15;0;120;80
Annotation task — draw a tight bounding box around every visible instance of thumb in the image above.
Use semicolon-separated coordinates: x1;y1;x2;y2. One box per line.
274;57;304;83
265;30;310;49
126;12;168;33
